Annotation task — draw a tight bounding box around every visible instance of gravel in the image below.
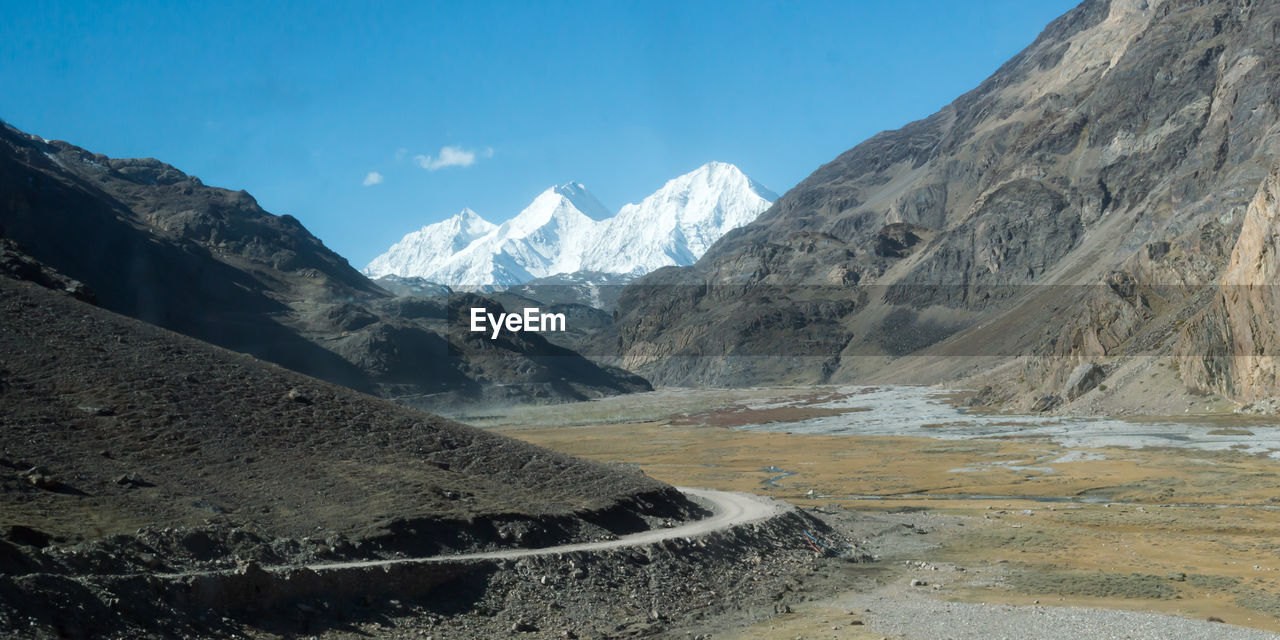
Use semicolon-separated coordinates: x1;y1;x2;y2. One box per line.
852;592;1280;640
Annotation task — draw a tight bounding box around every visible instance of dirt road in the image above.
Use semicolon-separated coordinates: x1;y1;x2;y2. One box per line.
303;487;788;572
146;487;790;580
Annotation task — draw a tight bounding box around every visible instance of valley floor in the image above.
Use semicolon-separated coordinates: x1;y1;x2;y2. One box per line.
472;385;1280;638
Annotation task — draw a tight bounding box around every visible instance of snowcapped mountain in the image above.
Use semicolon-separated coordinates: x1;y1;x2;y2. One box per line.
364;208;495;278
363;162;775;287
419;183;609;286
579;162;777;276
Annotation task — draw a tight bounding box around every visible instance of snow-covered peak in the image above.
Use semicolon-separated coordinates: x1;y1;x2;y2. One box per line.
503;182;611;238
552;182;613;221
688;161;777;199
362;208;496;278
364;163;776;290
454;206;490;226
576;162;777;274
439;208;496;242
639;162;778;214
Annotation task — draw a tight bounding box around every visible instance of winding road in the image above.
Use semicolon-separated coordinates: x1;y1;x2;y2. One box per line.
144;487;786;581
303;487;789;572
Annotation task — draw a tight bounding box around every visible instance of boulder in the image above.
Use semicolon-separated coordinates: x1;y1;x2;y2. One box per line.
1030;395;1060;413
115;472;148;487
1063;363;1105;400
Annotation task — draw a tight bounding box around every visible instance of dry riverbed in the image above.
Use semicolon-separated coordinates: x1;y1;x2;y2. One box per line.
473;386;1280;637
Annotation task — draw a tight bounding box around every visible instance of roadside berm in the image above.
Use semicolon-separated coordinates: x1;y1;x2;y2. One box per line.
3;493;861;639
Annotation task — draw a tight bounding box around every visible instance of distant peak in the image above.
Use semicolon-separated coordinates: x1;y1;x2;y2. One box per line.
659;162;778;202
552;181;589;196
697;160;737;172
543;181;611;220
418;208;493;233
368;161;776;284
449;207;493;224
694;162;756;181
456;208;494;228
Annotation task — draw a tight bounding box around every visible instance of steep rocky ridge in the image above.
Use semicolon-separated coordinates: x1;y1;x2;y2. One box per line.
608;0;1280;407
0;123;647;409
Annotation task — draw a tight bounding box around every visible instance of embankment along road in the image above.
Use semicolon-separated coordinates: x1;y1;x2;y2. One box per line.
299;487;789;572
118;487;792;612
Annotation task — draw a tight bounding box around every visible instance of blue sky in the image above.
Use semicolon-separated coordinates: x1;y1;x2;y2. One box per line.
2;0;1079;267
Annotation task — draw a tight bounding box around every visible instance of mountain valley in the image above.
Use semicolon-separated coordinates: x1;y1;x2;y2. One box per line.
10;0;1280;638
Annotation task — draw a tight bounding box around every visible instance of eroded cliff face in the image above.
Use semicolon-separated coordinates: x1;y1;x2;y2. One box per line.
1180;165;1280;401
606;0;1280;408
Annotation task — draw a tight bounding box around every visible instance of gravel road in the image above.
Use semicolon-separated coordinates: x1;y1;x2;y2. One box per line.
303;487;787;571
150;488;786;579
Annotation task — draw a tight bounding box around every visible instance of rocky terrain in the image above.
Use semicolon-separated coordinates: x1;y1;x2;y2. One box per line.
604;0;1280;412
0;220;885;640
369;274;453;299
507;271;636;312
1180;164;1280;401
485;385;1280;637
0;122;646;410
0;264;721;637
0;263;870;640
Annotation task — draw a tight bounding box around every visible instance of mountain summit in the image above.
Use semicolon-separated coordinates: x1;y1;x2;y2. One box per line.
547;181;614;221
364;162;776;286
364;208;496;279
578;162;778;276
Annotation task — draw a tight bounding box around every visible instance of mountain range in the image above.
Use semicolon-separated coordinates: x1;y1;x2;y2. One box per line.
364;162;776;287
8;0;1279;416
604;0;1280;412
0;122;648;410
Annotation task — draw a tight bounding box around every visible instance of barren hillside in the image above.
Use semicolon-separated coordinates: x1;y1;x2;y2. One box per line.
606;0;1280;412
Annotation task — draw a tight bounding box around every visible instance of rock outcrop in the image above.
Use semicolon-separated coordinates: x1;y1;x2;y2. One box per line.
1180;165;1280;400
1063;362;1106;400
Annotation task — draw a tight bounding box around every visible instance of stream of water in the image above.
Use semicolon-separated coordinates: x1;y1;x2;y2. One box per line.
734;386;1280;458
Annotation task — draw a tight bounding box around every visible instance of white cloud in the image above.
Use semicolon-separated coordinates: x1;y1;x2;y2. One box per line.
362;171;384;186
414;145;490;171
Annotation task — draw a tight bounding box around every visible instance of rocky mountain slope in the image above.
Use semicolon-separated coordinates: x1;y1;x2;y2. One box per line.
506;270;636;311
0;273;689;546
365;162;776;288
1180;163;1280;402
606;0;1280;411
0;123;647;409
0;265;702;636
